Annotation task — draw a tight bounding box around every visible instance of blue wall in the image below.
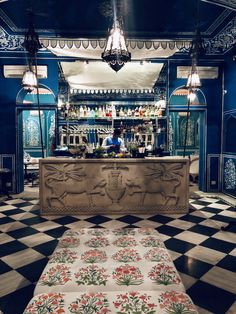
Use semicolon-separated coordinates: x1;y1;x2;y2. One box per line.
222;55;236;197
168;60;223;191
0;53;58;193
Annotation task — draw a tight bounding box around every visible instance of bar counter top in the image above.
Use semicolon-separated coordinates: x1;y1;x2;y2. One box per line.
40;157;189;215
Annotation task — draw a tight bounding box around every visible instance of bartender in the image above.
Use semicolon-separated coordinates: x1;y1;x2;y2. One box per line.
102;128;125;153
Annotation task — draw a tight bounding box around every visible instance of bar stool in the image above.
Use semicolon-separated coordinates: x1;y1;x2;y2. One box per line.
0;168;12;198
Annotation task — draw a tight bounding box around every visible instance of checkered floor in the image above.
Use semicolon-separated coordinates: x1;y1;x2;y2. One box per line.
0;193;236;314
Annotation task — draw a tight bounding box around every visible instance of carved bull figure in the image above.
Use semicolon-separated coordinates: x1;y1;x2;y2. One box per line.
44;164;106;207
126;163;184;205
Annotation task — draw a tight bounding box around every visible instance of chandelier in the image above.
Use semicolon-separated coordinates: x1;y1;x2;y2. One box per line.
22;19;41;92
101;19;131;72
186;0;205;90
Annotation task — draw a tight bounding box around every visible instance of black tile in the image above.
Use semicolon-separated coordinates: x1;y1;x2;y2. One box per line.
0;216;15;224
0;240;28;258
20;216;48;226
187;281;235;314
188;224;218;236
117;215;142;224
53;215;79;225
217;255;236;272
164;238;195;254
148;214;173;224
0;260;12;274
201;237;235;254
211;215;236;224
2;208;25;216
17;257;48;282
85;215;112;225
179;214;205;223
13;201;34;208
7;226;39;239
157;225;183;237
44;226;69;238
174;255;212;278
33;239;58;256
201;207;223;214
0;284;35;314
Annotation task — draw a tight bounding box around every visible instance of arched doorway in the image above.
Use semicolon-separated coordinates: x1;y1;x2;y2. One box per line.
16;84;56;192
168;86;207;188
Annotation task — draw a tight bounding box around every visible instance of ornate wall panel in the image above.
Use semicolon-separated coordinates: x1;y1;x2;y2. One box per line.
223;155;236;197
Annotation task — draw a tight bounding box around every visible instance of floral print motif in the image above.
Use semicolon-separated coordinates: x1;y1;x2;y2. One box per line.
140;236;164;247
69;292;111;314
112;249;142;263
113;236;137;247
85;237;109;248
49;249;78;264
112;228;136;236
158;291;198;314
144;248;171;262
64;230;84;237
81;249;107;263
148;263;181;286
113;264;144;286
24;293;65;314
113;291;157;314
58;236;80;248
75;265;109;286
39;265;72;286
87;229;110;236
138;228;158;235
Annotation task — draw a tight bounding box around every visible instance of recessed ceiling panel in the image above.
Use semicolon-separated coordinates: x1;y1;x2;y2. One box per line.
61;61;164;91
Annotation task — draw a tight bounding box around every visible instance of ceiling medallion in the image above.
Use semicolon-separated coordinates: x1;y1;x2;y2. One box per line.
101;19;131;72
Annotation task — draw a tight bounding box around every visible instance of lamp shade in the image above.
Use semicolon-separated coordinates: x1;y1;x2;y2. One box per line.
22;69;38;92
186;71;201;90
101;20;131;72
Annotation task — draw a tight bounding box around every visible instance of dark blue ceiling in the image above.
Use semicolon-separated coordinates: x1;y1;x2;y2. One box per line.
0;0;235;40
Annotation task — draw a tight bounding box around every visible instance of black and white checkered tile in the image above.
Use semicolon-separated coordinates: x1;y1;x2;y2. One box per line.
0;195;236;314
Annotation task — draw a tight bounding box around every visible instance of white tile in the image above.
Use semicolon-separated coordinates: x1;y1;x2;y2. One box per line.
195;305;214;314
212;231;236;244
199;219;220;229
201;266;236;294
19;212;37;220
0;213;6;218
160;234;171;242
175;230;208;244
99;220;127;229
20;205;36;212
189;210;208;217
0;233;15;244
218;210;236;218
19;233;55;247
179;272;197;290
190;204;205;210
134;220;162;228
0;205;17;211
186;246;226;265
4;199;26;205
32;221;61;232
0;270;31;297
166;219;195;230
229;248;236;256
167;249;182;261
199;211;216;218
207;203;231;210
0;221;27;233
199;197;219;203
2;248;45;268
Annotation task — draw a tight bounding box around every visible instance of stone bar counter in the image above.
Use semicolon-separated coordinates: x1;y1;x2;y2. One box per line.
39;157;189;215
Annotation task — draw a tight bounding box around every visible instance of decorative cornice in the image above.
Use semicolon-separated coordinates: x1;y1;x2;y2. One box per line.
204;16;236;53
0;26;24;50
202;0;236;10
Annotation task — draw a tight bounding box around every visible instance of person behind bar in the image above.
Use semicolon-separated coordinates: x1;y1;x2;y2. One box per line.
102;128;125;154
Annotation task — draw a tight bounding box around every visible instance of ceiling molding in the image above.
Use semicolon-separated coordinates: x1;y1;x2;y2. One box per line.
201;0;236;10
